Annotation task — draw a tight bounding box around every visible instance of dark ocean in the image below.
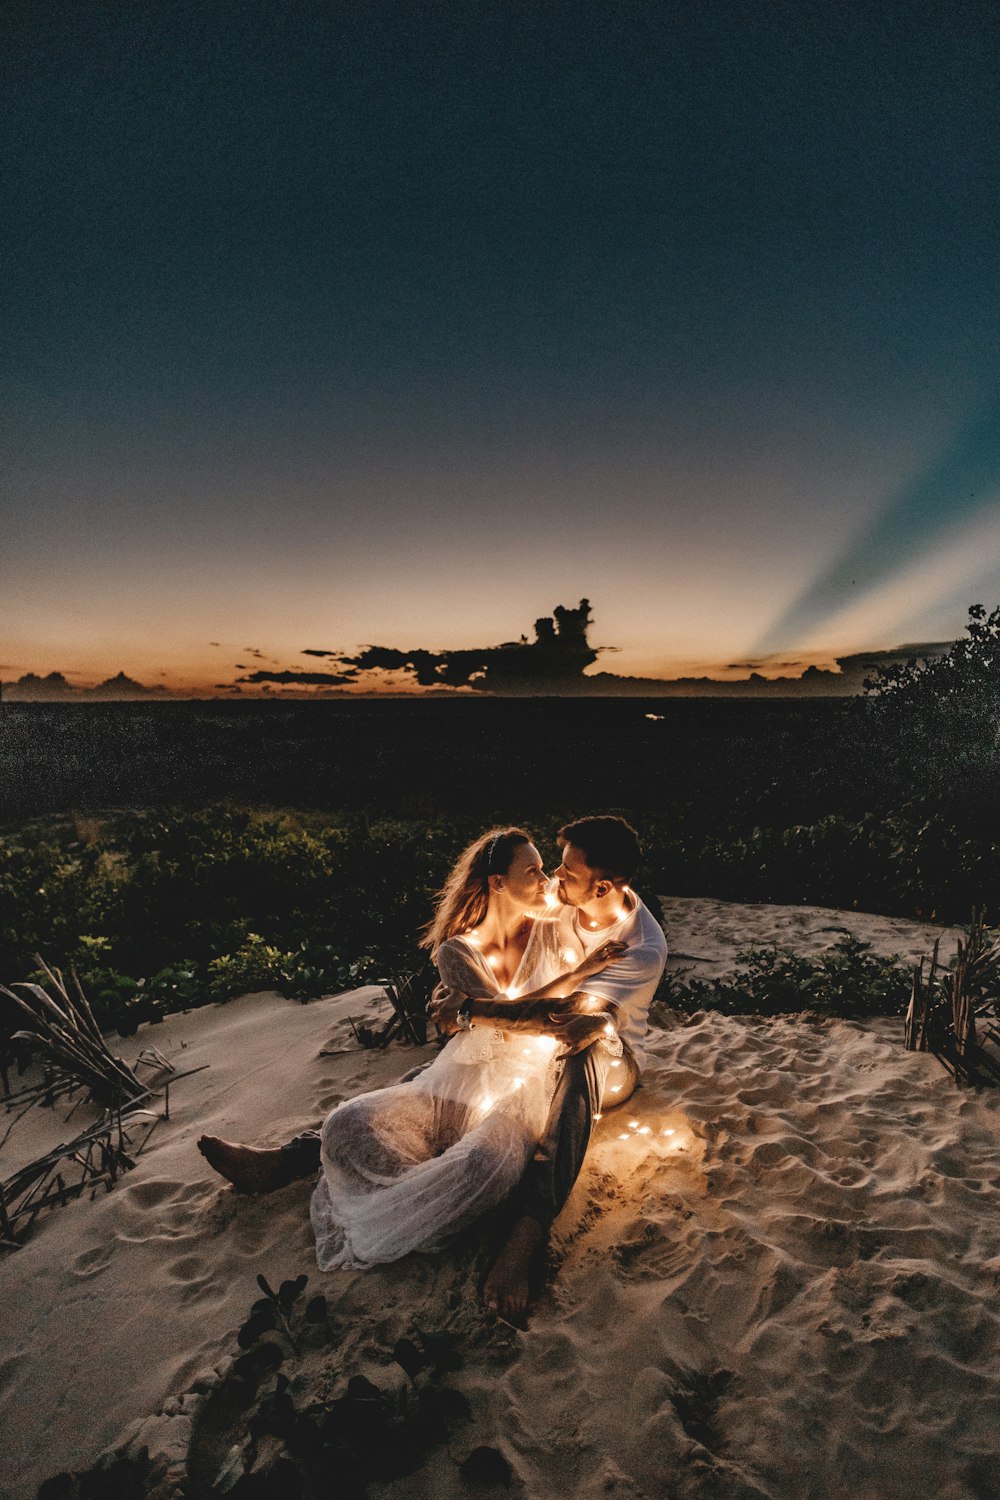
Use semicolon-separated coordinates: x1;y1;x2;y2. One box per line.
0;698;852;824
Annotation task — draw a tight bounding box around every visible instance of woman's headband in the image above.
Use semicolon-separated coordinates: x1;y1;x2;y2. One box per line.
484;832;504;875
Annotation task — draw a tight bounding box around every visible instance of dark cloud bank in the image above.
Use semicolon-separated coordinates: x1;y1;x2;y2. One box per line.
2;603;952;701
244;600;949;699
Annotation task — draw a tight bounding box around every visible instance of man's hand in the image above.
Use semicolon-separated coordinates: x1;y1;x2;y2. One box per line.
553;1012;617;1059
428;981;466;1036
571;939;627;984
559;992;622;1019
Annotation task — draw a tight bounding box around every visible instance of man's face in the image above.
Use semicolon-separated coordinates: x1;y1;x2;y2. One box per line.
554;842;600;908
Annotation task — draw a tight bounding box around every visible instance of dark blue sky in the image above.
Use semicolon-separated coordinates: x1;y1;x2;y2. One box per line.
4;0;999;691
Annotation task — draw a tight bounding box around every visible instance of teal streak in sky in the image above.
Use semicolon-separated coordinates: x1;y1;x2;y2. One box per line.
756;400;1000;653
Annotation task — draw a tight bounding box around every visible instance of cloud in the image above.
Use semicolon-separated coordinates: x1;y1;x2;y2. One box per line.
726;659;806;672
302;648;343;658
3;670;176;701
340;600;601;690
236;669;358;686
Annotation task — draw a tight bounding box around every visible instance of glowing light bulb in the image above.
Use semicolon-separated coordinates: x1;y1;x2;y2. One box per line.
534;1036;557;1056
638;1126;651;1135
610;1085;621;1093
628;1120;639;1128
603;1022;615;1037
662;1128;675;1137
593;1112;602;1122
486;954;498;969
618;1132;629;1140
522;1047;533;1056
588;920;599;930
562;948;576;964
609;1060;621;1069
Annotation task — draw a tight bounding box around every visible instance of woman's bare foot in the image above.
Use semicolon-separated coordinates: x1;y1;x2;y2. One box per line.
197;1135;289;1193
482;1215;546;1322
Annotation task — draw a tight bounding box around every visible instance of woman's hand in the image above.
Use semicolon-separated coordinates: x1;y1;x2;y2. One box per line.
571;939;626;984
428;982;466;1035
552;1012;618;1058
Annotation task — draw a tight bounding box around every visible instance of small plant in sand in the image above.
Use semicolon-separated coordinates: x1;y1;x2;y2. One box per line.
653;936;912;1021
181;1271;507;1498
905;911;1000;1086
0;957;148;1111
0;961;188;1249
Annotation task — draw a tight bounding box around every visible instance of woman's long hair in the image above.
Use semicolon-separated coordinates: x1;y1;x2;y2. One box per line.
419;827;532;954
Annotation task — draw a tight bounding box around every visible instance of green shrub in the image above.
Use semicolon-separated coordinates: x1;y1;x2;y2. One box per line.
206;934;288;1001
656;936;912;1019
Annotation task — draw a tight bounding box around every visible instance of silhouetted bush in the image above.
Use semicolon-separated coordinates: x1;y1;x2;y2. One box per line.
655;937;913;1019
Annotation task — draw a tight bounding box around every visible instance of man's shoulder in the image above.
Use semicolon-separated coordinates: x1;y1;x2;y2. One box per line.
630;897;668;954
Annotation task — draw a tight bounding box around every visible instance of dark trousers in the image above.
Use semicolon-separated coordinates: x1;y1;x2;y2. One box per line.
279;1046;638;1229
514;1044;638;1228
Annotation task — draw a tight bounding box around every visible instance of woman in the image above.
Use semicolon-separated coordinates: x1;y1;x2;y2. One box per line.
309;827;623;1270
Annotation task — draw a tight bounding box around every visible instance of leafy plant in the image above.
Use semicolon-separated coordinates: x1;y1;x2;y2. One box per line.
222;1271;476;1496
654;936;912;1020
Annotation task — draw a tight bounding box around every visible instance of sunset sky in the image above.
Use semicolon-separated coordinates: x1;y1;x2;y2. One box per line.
4;1;999;695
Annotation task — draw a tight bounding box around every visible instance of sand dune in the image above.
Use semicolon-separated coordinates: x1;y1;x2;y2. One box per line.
2;900;998;1500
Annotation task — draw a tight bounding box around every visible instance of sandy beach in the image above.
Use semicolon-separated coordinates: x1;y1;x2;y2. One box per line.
2;897;999;1500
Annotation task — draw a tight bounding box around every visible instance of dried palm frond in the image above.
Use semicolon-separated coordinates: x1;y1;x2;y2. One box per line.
0;958;147;1113
905;912;1000;1086
0;1107;161;1250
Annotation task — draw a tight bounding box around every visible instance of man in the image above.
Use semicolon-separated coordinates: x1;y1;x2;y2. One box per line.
198;815;667;1320
430;815;667;1319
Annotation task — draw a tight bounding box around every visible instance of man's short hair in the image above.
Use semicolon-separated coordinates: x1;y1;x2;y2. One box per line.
557;815;642;883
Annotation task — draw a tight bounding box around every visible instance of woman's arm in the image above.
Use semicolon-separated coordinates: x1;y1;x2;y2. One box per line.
430;936;625;1037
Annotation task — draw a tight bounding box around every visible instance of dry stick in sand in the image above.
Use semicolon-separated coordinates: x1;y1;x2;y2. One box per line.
905;914;1000;1086
1;958;148;1108
0;962;209;1246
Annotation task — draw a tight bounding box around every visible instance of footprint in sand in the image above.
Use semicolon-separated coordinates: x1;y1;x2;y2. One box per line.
165;1251;225;1304
71;1243;113;1277
613;1219;696;1283
124;1177;186;1209
117;1177;209;1244
314;1092;344;1112
166;1252;210;1282
0;1351;26;1397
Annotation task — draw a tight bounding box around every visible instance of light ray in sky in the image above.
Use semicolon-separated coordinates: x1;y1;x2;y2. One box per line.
756;400;1000;654
792;508;1000;658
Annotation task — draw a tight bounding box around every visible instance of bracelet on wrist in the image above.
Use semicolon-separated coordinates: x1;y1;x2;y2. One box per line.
456;996;475;1031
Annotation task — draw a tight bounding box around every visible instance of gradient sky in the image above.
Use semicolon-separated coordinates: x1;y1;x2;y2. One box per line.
4;0;999;693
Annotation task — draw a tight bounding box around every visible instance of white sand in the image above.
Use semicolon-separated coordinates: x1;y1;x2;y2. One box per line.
2;899;999;1500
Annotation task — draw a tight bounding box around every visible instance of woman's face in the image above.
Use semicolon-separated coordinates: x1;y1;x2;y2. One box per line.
495;840;548;912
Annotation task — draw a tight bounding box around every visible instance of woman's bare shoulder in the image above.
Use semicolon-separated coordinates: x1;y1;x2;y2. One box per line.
435;935;494;995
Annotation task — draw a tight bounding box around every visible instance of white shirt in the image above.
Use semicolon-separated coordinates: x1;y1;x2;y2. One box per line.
556;894;667;1073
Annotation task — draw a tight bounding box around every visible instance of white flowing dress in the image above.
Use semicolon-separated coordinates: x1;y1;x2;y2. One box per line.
310;915;615;1270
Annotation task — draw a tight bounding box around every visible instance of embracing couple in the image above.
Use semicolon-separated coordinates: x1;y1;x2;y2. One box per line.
199;815;667;1320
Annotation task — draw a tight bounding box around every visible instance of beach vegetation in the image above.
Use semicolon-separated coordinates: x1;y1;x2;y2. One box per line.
206;1274;477;1497
654;936;913;1020
3;607;999;1053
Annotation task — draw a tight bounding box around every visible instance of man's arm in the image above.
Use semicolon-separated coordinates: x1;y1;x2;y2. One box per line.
429;937;625;1035
429;984;593;1036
